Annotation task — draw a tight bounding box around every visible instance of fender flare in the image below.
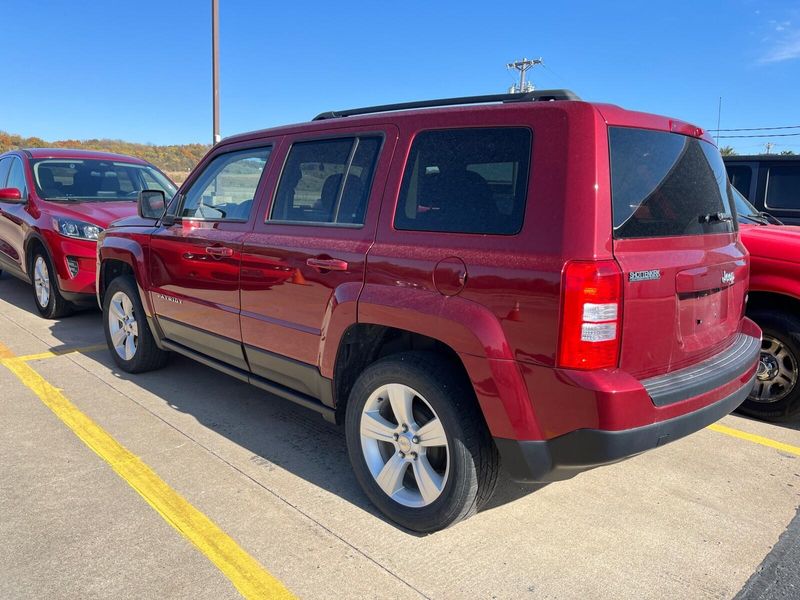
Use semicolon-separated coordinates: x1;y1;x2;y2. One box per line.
750;274;800;303
97;238;152;314
320;283;541;439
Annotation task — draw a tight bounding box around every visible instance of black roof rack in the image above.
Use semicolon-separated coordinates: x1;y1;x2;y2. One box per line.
312;89;581;121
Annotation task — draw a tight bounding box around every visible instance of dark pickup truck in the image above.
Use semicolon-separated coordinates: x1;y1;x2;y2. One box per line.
725;155;800;225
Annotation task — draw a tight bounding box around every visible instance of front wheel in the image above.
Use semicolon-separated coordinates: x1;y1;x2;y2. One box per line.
103;275;169;373
345;352;499;532
31;250;72;319
738;309;800;422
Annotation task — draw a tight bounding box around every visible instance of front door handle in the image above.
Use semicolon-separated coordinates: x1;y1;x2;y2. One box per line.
306;257;348;272
205;246;233;258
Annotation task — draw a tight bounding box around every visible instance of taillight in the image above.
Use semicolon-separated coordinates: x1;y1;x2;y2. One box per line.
557;260;623;370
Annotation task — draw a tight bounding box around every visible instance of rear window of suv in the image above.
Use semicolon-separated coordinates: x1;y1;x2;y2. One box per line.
609;127;735;239
395;127;531;235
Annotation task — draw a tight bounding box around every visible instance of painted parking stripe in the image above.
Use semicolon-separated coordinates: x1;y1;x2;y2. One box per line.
0;342;295;600
708;423;800;457
14;343;108;363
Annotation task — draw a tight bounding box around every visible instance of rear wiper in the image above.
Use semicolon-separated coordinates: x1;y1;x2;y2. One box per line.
698;212;732;224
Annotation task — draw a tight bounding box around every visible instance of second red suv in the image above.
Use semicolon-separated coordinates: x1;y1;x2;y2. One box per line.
732;188;800;421
97;91;760;531
0;148;175;318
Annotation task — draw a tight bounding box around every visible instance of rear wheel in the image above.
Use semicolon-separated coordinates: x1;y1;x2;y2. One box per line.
738;309;800;422
345;352;499;532
31;250;72;319
103;275;169;373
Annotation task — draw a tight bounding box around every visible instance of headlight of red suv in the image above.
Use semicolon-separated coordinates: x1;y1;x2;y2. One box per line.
51;217;104;241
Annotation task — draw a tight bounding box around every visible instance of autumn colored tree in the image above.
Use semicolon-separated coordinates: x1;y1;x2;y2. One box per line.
0;130;210;173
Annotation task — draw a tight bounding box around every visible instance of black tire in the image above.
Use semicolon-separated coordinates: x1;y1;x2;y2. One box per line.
102;275;169;373
345;352;499;532
737;308;800;422
30;248;73;319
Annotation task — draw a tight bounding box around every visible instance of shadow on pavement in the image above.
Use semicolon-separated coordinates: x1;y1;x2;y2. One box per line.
0;272;544;534
0;272;104;352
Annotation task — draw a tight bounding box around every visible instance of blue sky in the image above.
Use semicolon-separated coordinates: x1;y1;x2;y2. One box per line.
2;0;799;153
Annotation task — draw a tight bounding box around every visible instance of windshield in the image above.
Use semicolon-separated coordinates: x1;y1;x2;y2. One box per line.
31;158;177;202
731;185;773;225
609;127;736;239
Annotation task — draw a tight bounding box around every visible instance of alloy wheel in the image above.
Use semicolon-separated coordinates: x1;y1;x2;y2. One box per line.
750;334;799;404
360;383;450;508
33;256;50;308
108;290;139;361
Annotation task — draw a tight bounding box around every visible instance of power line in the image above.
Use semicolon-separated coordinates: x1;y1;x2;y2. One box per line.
709;124;800;132
717;132;800;138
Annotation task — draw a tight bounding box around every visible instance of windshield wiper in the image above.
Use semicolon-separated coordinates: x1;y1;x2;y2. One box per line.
44;196;80;202
698;212;732;224
739;214;769;225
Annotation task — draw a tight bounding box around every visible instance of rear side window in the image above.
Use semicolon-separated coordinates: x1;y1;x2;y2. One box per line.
609;127;735;239
270;136;381;225
766;165;800;210
395;128;531;235
726;165;753;199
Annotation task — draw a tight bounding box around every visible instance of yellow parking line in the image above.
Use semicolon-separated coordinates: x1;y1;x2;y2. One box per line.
708;423;800;457
14;343;108;362
0;342;295;600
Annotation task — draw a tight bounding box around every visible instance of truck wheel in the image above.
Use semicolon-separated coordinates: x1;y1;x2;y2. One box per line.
345;352;499;532
31;250;72;319
103;275;169;373
738;309;800;422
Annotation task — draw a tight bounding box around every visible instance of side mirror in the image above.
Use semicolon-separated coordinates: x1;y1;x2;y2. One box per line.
0;187;24;203
138;189;166;219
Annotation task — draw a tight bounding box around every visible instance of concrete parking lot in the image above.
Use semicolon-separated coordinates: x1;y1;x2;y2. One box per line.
0;273;798;599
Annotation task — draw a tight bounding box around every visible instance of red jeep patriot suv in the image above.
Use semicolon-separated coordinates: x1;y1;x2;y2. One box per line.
97;91;760;531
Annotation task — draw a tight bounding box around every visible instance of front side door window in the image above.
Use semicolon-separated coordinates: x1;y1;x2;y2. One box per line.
179;148;271;221
5;158;28;198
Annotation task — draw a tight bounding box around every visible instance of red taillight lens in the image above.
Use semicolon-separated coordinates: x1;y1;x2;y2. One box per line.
557;260;623;370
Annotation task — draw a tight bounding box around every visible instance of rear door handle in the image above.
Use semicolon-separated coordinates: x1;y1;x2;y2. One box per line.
306;257;348;272
205;246;234;258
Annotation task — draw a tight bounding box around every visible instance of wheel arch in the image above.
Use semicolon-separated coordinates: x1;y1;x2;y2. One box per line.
748;290;800;317
97;238;151;314
332;323;475;422
23;231;53;280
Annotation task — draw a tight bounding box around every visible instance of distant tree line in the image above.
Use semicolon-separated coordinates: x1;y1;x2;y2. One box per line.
720;145;796;156
0;130;210;173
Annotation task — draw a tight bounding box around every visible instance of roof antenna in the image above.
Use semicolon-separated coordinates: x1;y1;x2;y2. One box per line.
507;58;543;94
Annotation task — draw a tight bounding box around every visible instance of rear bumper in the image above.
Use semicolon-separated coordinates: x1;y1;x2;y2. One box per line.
495;375;754;482
494;319;761;483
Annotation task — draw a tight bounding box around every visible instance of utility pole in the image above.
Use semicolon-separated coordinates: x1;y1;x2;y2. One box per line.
765;142;774;155
507;57;542;94
212;0;220;144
